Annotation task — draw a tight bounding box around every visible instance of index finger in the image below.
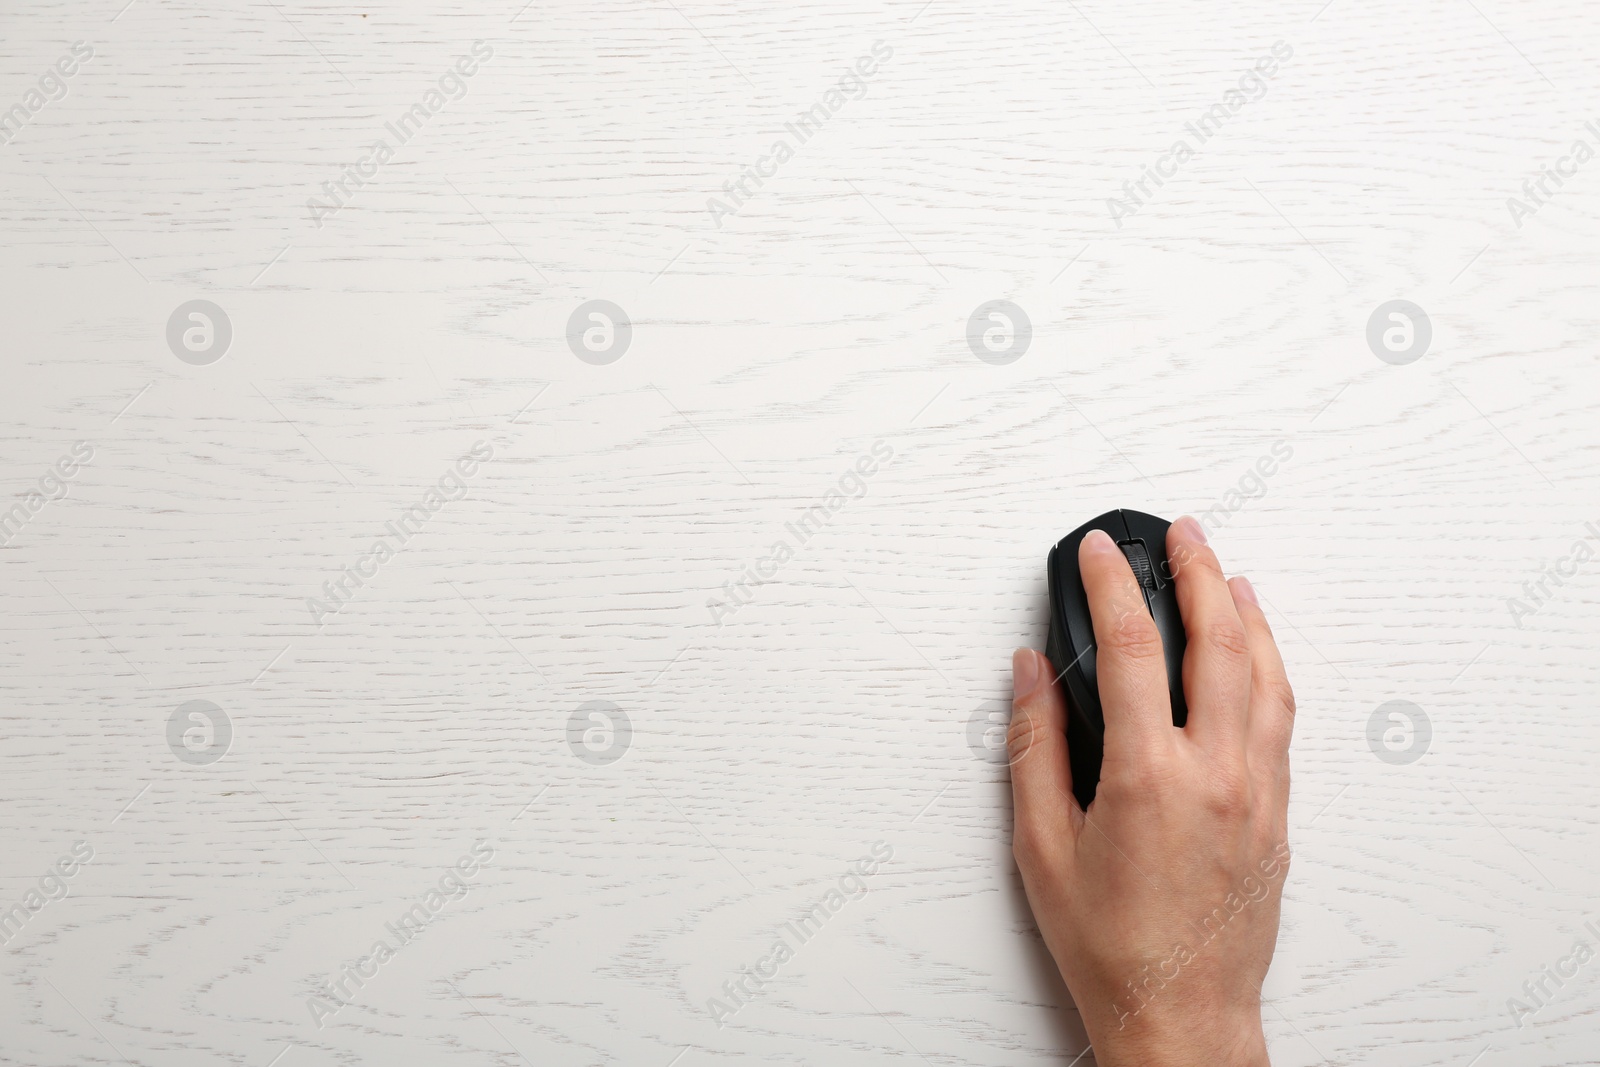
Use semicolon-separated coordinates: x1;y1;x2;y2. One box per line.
1079;529;1175;765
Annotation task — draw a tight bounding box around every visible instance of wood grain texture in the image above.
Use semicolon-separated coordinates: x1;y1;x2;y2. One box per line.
3;0;1600;1064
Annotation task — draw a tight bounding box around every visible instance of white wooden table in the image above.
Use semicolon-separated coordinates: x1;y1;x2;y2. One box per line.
3;1;1599;1064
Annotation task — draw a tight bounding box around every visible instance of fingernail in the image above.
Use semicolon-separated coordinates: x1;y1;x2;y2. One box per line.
1177;515;1207;544
1012;648;1042;700
1234;576;1259;606
1082;529;1116;553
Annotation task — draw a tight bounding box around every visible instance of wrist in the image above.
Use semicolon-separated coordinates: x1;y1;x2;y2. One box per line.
1085;1011;1269;1067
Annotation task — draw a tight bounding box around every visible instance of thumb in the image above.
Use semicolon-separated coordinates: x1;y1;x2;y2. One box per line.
1008;648;1081;851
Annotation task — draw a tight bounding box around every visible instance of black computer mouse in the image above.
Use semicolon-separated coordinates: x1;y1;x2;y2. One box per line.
1045;509;1188;809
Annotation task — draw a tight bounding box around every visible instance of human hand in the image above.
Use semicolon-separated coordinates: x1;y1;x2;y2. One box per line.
1008;516;1295;1067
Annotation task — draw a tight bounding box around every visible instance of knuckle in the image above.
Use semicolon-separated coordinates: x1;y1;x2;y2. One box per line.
1012;820;1060;872
1172;542;1224;581
1204;766;1252;820
1102;604;1165;660
1200;616;1252;659
1138;764;1184;806
1006;708;1038;759
1103;752;1178;803
1094;760;1134;803
1251;827;1290;877
1262;676;1297;718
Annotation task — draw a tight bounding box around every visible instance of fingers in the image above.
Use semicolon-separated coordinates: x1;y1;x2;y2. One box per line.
1228;576;1296;799
1008;648;1080;859
1167;516;1253;753
1079;530;1174;763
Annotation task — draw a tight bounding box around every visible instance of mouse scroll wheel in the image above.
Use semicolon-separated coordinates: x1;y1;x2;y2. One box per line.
1118;540;1158;592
